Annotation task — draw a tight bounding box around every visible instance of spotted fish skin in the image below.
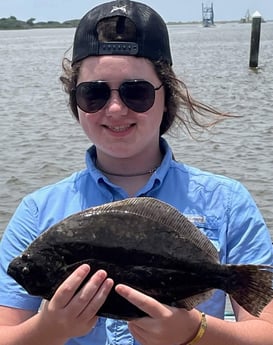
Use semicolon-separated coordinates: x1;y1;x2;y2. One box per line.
7;197;273;319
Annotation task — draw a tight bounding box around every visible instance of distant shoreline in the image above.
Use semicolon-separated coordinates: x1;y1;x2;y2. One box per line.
0;17;79;30
0;16;272;30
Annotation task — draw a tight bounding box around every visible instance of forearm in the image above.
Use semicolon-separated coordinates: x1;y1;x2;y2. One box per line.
198;316;273;345
0;314;67;345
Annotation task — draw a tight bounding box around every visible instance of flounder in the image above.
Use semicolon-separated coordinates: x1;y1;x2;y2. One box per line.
7;197;273;319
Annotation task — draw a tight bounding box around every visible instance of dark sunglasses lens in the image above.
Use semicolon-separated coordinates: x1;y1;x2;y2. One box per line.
120;81;155;112
75;82;110;113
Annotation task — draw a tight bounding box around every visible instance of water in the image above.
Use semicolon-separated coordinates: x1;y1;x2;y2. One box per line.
0;23;273;239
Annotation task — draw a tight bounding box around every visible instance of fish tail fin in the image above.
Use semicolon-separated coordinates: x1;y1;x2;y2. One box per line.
226;264;273;316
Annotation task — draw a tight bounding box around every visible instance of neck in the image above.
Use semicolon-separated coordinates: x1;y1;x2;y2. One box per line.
95;159;158;177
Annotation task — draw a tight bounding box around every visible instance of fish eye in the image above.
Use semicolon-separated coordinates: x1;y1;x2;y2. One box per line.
22;266;30;274
20;254;30;262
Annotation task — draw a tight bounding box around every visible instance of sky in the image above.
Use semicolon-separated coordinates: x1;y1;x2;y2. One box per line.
0;0;272;23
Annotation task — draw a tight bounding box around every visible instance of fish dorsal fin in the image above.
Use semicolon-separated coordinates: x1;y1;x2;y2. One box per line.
92;197;218;261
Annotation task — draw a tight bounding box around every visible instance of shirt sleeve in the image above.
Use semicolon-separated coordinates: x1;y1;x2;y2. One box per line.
0;197;42;310
226;180;273;265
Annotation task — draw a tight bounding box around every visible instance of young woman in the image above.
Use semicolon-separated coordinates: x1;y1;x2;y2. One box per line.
0;1;272;344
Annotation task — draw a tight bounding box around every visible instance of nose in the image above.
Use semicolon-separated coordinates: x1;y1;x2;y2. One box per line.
104;89;128;116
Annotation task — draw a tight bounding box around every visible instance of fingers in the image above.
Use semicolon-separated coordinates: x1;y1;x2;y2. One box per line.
38;265;114;339
115;284;168;319
74;271;114;319
52;264;113;316
52;264;92;308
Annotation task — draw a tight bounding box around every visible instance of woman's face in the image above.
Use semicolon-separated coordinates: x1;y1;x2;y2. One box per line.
77;55;165;160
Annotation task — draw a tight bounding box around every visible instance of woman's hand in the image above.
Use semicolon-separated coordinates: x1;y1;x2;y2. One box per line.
38;264;114;341
115;284;201;345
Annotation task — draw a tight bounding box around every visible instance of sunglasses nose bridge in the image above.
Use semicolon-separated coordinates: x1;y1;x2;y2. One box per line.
105;87;129;113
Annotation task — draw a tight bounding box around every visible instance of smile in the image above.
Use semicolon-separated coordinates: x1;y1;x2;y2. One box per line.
106;124;134;132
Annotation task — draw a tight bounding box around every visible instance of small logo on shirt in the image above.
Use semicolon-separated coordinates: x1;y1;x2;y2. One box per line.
185;215;206;224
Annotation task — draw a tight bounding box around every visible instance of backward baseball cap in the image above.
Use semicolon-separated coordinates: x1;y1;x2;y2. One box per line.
72;0;172;65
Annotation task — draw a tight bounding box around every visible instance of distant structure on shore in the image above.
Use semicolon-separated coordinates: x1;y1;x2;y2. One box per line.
202;2;215;27
240;9;266;23
240;9;251;23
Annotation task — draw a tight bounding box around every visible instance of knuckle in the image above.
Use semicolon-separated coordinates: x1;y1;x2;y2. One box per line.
77;292;91;304
60;282;75;295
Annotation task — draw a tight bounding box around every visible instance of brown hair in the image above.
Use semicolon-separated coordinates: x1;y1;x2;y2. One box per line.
60;57;230;137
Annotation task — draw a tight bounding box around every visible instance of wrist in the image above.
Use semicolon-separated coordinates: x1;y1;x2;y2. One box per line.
34;313;69;345
180;311;207;345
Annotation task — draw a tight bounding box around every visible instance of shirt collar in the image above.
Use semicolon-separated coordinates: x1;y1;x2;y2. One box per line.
85;137;174;196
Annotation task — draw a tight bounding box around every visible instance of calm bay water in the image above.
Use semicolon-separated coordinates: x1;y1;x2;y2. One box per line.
0;23;273;239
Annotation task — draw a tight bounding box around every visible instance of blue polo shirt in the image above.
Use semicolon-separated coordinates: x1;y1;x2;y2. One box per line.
0;138;272;345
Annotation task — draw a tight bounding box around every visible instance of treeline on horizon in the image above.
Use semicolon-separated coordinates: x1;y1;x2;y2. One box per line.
1;15;271;30
0;16;200;30
0;16;80;30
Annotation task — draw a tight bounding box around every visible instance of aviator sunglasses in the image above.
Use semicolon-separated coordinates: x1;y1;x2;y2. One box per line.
74;80;163;113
